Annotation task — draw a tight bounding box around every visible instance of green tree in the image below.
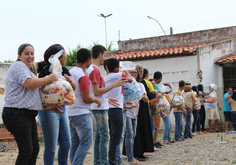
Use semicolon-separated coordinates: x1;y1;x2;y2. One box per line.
64;41;116;66
4;59;14;63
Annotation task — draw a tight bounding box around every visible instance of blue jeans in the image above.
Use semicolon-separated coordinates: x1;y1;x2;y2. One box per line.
149;113;155;142
92;110;109;165
69;113;93;165
108;108;123;165
184;108;192;139
162;114;172;142
38;106;71;165
231;111;236;130
125;116;138;161
115;110;126;164
174;112;183;141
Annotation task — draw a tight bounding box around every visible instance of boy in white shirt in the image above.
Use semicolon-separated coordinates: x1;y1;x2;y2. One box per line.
104;58;132;165
67;48;101;165
87;45;125;165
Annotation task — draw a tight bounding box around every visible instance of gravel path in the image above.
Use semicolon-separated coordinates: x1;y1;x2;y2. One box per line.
1;133;236;165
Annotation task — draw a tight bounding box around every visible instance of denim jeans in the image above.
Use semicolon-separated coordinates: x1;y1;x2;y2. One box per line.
162;114;172;142
92;110;109;165
125;116;138;161
115;110;126;164
108;108;123;165
173;112;183;141
69;113;93;165
192;110;201;132
38;106;71;165
149;113;155;143
231;111;236;130
2;107;39;165
200;105;206;131
184;108;192;139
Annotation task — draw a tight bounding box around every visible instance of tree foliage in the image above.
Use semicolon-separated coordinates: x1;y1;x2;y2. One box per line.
4;59;14;63
64;41;116;66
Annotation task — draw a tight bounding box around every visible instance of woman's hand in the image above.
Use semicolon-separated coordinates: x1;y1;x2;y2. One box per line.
43;104;59;110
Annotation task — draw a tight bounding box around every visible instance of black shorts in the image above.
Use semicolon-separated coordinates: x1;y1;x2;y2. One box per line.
224;111;232;122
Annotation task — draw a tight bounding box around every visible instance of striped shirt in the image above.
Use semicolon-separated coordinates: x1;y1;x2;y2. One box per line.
4;61;42;110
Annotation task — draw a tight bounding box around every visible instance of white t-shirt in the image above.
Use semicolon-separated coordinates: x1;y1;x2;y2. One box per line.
126;83;146;119
104;72;129;109
67;67;91;116
87;64;109;110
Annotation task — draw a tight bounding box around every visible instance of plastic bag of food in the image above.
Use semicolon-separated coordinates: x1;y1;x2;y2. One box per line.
171;94;184;106
40;49;76;106
123;77;142;103
41;77;76;105
156;96;170;113
207;92;217;103
193;100;201;110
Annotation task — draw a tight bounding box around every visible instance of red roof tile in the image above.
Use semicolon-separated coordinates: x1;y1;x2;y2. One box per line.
108;44;207;61
215;54;236;64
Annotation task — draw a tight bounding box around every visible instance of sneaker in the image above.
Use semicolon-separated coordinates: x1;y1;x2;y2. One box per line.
155;141;164;147
191;132;197;136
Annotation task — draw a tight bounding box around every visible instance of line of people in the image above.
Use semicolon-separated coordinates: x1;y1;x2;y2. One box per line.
2;43;232;165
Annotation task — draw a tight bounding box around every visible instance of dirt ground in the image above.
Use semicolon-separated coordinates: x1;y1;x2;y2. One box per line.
1;132;236;165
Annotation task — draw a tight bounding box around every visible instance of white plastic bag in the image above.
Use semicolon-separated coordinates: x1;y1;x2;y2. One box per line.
123;77;142;103
119;61;136;71
156;96;170;113
193;100;201;110
171;94;184;106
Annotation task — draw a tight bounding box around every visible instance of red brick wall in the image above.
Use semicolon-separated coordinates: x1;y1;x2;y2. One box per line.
0;123;43;142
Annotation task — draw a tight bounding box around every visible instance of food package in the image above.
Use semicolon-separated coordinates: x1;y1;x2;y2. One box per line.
123;77;142;103
40;49;76;106
156;96;170;113
171;94;184;106
193;100;201;110
119;61;136;71
41;77;76;105
207;92;217;103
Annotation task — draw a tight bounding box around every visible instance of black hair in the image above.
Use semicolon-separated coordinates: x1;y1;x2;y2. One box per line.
38;44;64;72
192;86;198;93
92;45;106;59
149;79;154;82
227;87;233;91
232;91;236;101
17;43;34;61
107;58;119;72
179;80;185;88
153;71;162;80
103;59;109;71
142;68;149;79
76;48;91;64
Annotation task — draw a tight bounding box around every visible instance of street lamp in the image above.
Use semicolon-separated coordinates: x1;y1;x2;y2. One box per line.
98;13;112;47
147;15;166;35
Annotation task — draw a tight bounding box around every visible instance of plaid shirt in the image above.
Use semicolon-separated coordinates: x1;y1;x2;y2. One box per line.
4;61;42;110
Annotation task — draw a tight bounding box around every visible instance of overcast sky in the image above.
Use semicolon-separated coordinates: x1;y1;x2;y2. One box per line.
0;0;235;62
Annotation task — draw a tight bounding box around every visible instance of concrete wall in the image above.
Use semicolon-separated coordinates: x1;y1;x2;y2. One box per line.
117;26;236;53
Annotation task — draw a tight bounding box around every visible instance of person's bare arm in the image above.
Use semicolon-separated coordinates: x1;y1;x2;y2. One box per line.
225;94;232;100
122;70;132;83
149;93;162;105
217;101;222;111
92;78;125;96
64;74;76;90
81;91;101;107
23;73;58;89
141;93;148;103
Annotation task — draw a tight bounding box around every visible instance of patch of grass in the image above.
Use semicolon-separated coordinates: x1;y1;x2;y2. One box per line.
37;156;40;159
38;137;45;147
233;137;236;139
232;160;236;164
87;151;92;154
184;149;189;153
54;157;58;161
223;158;230;161
0;155;4;157
10;154;14;157
173;160;177;162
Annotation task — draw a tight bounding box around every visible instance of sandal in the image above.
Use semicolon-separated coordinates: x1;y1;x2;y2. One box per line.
143;153;153;156
128;159;142;164
169;140;175;143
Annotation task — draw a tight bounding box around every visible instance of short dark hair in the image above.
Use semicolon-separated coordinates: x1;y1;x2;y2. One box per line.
232;91;236;101
107;58;119;72
17;43;34;61
227;87;233;91
142;68;149;79
153;71;162;80
192;86;198;93
179;80;185;88
103;59;109;71
149;79;154;82
76;48;91;64
92;45;106;59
